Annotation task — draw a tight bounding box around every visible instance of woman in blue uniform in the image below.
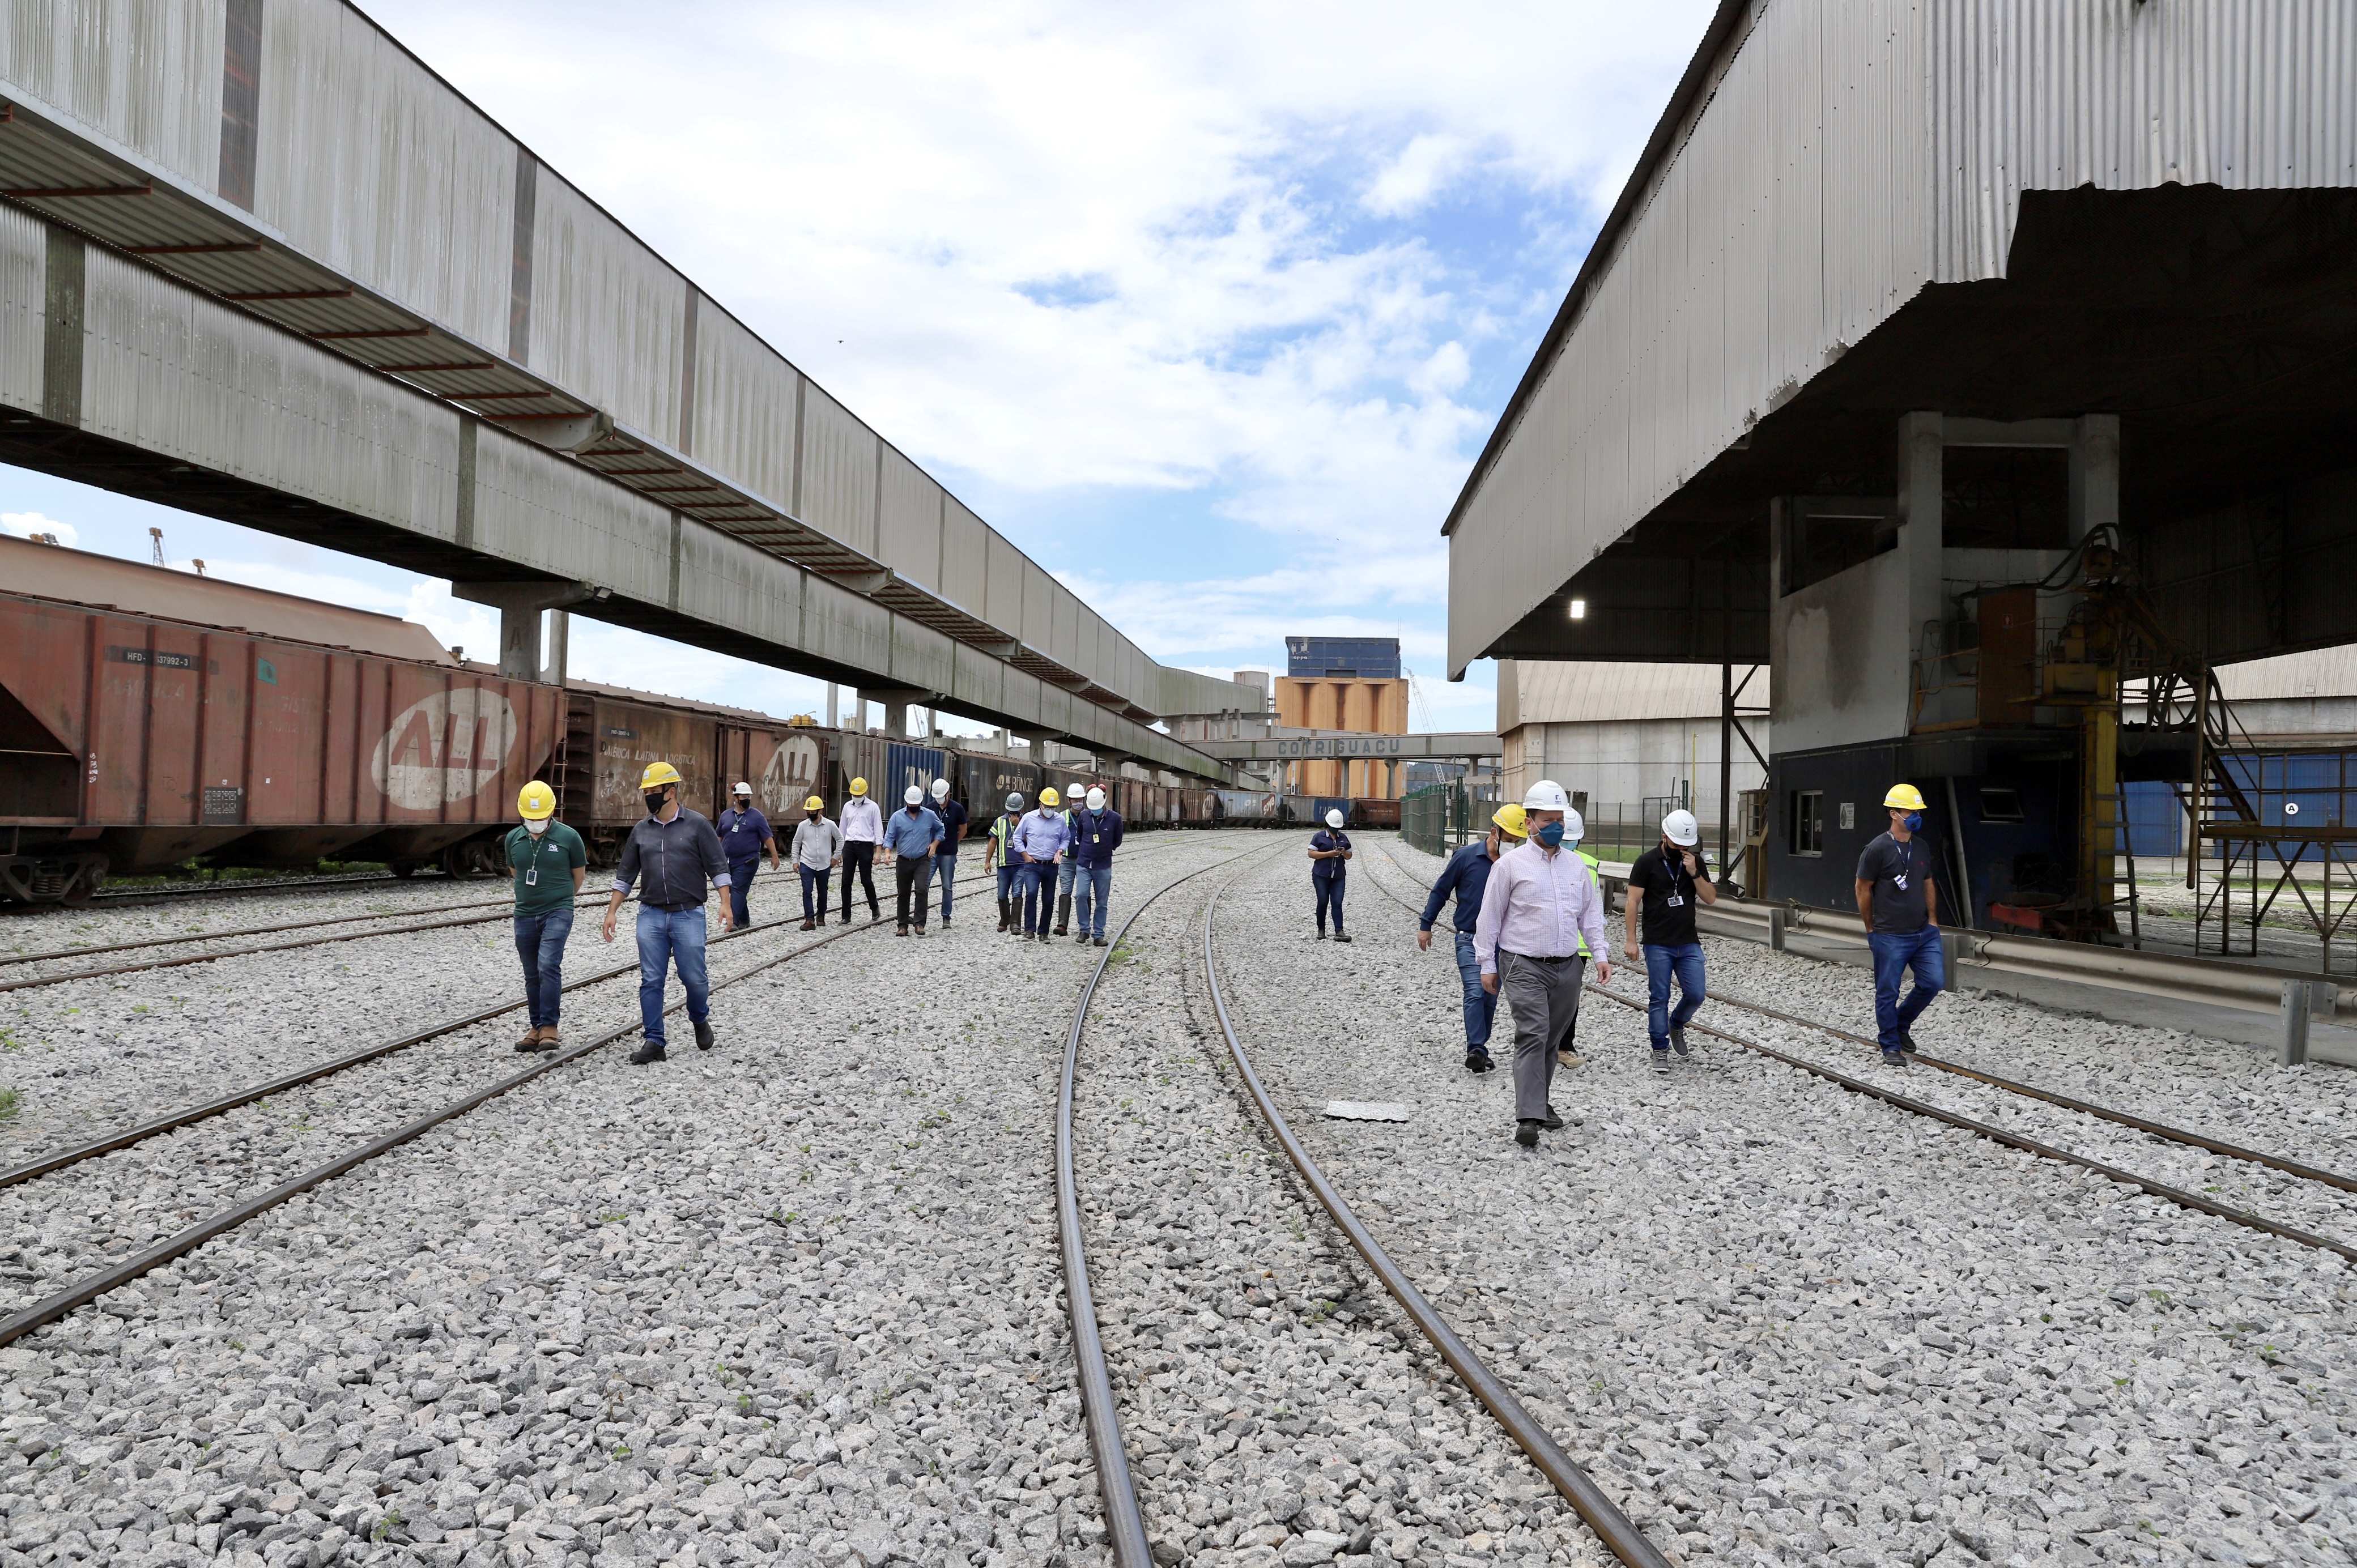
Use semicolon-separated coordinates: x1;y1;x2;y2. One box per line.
1308;807;1353;943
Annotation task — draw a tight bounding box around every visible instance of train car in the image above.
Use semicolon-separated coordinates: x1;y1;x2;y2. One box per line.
1213;790;1280;823
547;683;824;863
0;539;561;902
1351;798;1402;830
957;752;1044;815
1181;788;1214;825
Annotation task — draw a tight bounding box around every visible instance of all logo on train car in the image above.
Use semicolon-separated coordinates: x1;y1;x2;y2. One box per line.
370;689;519;809
760;735;822;815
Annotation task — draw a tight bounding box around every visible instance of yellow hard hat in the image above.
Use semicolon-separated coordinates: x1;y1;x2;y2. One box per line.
517;780;556;821
1884;783;1928;811
848;777;868;796
1491;802;1528;839
1039;786;1061;807
640;760;682;790
803;795;824;811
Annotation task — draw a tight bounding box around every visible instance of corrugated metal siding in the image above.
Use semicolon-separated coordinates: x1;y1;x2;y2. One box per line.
0;0;223;191
690;306;797;506
253;0;513;348
803;573;889;676
875;444;941;593
0;202;40;408
1930;0;2357;282
939;496;988;618
1511;658;1771;723
78;245;463;537
1450;0;1927;676
528;172;686;444
797;380;879;559
675;525;801;650
470;426;667;603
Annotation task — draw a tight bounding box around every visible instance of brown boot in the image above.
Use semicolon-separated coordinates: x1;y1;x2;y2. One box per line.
513;1025;544;1053
540;1026;561;1050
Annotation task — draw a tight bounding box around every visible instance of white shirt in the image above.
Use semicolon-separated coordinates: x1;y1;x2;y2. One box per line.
839;796;885;845
1473;841;1610;976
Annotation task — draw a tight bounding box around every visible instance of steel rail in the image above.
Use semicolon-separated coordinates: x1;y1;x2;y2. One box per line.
1056;841;1267;1568
0;888;548;967
1198;857;1673;1568
1363;843;2357;1264
0;859;1020;1191
0;879;946;1349
1703;992;2357;1196
84;872;400;908
1578;987;2357;1266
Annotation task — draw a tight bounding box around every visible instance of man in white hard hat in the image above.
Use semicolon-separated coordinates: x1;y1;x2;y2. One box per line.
1474;780;1610;1147
928;777;969;930
1623;808;1717;1073
717;782;780;931
1069;785;1125;947
1308;807;1354;943
884;784;946;936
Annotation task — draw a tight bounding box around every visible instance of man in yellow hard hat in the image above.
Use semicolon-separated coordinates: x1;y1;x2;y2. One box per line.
507;780;588;1053
837;775;884;924
1011;786;1070;941
1415;802;1526;1073
789;794;841;932
603;760;733;1064
1855;782;1943;1067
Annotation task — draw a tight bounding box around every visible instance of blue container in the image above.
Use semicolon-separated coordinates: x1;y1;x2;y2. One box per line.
885;743;948;808
1285;636;1401;680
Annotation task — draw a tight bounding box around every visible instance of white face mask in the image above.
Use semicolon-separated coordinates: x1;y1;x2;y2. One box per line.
525;819;549;837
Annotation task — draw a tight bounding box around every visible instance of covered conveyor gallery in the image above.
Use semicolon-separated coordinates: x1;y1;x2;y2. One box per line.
1445;0;2357;933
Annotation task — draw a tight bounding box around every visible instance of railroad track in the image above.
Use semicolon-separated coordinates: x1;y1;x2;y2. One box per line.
78;871;404;910
0;851;1037;1346
1056;843;1669;1568
1363;838;2357;1267
0;834;1199;994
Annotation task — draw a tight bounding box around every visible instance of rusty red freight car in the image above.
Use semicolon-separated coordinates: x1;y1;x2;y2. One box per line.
0;538;561;904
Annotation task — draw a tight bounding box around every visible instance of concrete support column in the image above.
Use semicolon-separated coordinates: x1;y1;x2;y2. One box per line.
826;684;838;729
451;581;602;681
2070;414;2121;542
541;610;569;687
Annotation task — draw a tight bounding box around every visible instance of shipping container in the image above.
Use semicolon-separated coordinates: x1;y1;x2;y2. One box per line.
1284;636;1402;680
0;575;560;902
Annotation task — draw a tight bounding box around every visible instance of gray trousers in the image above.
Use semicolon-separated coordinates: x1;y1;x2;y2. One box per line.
1497;952;1586;1122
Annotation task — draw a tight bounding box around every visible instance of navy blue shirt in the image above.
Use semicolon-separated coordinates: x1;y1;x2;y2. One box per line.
718;806;773;863
1309;828;1352;881
931;796;969;854
1419;841;1499;935
1070;807;1124;868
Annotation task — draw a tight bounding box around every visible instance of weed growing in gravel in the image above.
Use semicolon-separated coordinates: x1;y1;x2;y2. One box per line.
0;1088;18;1120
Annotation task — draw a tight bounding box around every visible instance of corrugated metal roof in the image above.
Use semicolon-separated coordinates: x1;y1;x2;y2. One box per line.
1505;659;1771;726
0;534;452;663
2217;645;2357;703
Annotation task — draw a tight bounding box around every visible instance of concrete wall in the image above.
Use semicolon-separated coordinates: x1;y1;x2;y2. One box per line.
1769;544;1917;755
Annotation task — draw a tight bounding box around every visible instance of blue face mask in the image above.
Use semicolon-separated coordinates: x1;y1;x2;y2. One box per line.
1901;811;1924;833
1534;820;1566;847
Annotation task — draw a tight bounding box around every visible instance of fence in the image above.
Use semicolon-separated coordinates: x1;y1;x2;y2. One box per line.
1402;786;1450;857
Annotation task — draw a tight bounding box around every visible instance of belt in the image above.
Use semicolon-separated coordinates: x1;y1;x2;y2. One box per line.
1504;949;1579;963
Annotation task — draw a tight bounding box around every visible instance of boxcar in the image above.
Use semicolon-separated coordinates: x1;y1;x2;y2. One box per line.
548;685;823;864
0;573;559;902
1351;798;1403;830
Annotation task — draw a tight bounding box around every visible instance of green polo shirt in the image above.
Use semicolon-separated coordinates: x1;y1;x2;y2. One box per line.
505;821;588;916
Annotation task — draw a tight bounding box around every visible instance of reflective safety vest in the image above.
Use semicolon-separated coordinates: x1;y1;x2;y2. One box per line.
1575;849;1601;957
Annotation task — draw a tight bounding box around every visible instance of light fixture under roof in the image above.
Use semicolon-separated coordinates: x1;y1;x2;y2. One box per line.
1568;598;1587;620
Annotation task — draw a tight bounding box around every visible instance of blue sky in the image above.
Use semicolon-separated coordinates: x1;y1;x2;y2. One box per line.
1;1;1713;736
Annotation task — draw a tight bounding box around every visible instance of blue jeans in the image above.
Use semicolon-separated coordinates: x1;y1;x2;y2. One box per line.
1868;927;1945;1047
1057;857;1079;900
798;864;827;921
513;908;574;1029
997;863;1019;907
1452;930;1496;1051
726;858;760;927
932;850;958;921
1019;860;1053;932
1314;874;1345;933
1643;941;1707;1047
1074;864;1113;939
635;905;711;1048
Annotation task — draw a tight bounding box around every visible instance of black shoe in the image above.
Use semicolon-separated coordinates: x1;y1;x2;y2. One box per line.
1464;1051;1492;1073
1515;1120;1541;1148
1650;1050;1671;1075
1882;1047;1908;1067
1333;932;1352;944
1315;931;1328;940
1094;935;1109;947
629;1042;667;1066
1670;1028;1689;1056
1074;930;1090;945
694;1019;714;1052
1900;1033;1919;1054
1541;1109;1565;1131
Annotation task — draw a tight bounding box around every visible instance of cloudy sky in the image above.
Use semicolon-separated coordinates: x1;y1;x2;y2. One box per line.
3;0;1711;734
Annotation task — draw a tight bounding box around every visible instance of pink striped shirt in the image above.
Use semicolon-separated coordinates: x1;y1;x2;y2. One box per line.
1473;841;1609;975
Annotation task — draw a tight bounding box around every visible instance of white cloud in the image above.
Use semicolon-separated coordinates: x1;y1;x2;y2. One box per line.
1364;133;1473;218
2;512;77;547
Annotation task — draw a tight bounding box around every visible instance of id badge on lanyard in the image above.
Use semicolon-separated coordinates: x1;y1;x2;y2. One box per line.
525;842;540;888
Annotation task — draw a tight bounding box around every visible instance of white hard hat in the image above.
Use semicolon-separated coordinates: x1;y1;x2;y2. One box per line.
1005;792;1024;812
1086;787;1107;810
904;785;924;805
1523;779;1570;812
931;777;950;798
1563;807;1585;842
1325;808;1345;829
732;781;752;795
1662;808;1700;846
